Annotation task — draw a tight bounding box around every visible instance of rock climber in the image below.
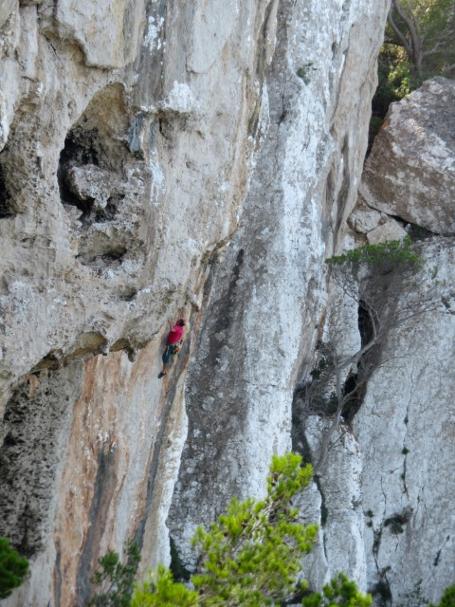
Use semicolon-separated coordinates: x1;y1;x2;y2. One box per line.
158;319;186;378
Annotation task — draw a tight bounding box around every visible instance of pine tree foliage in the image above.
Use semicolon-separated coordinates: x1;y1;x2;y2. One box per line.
190;453;316;606
131;453;371;607
0;536;29;599
302;574;372;607
432;584;455;607
130;566;198;607
88;541;141;607
325;237;420;270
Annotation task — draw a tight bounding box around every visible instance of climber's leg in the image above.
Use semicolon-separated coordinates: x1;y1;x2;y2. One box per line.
158;346;171;378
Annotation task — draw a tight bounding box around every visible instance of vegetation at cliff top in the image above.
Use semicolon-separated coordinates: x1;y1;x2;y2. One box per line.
371;0;455;141
0;536;29;599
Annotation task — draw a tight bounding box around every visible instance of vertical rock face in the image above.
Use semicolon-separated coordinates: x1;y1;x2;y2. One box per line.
2;1;453;606
296;239;455;605
353;239;455;605
168;0;389;573
0;1;275;603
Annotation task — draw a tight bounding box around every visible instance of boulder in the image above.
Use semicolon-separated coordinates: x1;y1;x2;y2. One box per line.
347;196;407;244
366;218;407;244
348;197;382;234
362;78;455;235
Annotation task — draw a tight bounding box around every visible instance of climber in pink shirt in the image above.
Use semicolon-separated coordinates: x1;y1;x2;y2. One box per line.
158;319;186;378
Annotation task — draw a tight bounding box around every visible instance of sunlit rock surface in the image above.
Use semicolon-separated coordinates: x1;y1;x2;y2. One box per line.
354;238;455;605
361;78;455;235
0;0;272;603
168;0;389;577
1;1;454;607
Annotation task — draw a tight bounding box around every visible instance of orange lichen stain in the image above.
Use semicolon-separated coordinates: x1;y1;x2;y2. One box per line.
50;341;166;607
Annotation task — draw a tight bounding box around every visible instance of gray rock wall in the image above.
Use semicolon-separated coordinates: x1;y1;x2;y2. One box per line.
0;1;272;603
354;238;455;605
2;1;454;607
168;0;390;571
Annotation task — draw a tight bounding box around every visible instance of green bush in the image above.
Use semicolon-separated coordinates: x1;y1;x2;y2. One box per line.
325;237;420;269
130;566;198;607
131;453;372;607
88;541;140;607
302;573;372;607
0;537;29;599
432;584;455;607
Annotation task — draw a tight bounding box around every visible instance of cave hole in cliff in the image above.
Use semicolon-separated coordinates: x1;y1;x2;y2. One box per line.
0;359;81;557
58;84;130;224
76;244;128;268
341;300;376;424
169;537;191;582
58;128;99;217
358;299;374;346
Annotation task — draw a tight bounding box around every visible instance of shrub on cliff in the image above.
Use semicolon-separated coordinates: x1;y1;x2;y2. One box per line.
0;536;29;599
432;584;455;607
131;453;371;607
325;237;420;270
89;541;141;607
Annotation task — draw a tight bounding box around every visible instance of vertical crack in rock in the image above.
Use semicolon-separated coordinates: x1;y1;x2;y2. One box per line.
341;299;375;424
135;334;193;551
313;476;329;561
75;443;120;607
369;477;392;606
132;0;167;107
168;246;249;568
400;401;411;497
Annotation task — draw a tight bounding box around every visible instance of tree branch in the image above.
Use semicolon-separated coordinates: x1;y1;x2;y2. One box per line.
387;9;413;55
389;0;423;75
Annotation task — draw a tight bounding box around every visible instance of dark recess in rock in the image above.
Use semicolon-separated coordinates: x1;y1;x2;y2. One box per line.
371;578;393;606
58;127;99;217
169;536;191;582
76;246;127;267
0;360;82;556
342;300;377;424
384;507;412;535
0;156;15;218
58;84;130;226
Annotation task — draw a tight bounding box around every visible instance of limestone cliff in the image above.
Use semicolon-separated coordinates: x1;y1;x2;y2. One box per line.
0;1;453;606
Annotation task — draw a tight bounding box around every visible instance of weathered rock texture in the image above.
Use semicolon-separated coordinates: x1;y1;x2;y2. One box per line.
361;78;455;235
168;0;390;572
0;0;275;603
294;238;455;605
1;1;454;606
353;238;455;605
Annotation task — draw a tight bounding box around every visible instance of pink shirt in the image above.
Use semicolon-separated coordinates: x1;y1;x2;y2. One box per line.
167;324;185;345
